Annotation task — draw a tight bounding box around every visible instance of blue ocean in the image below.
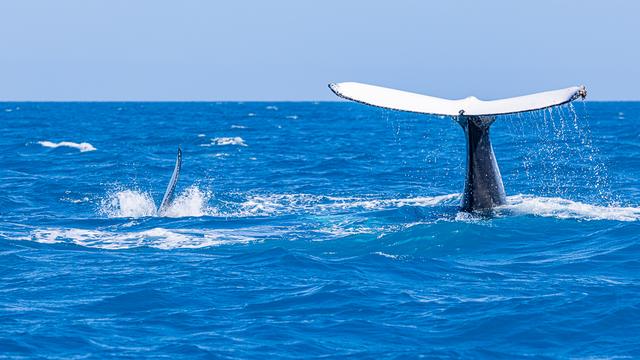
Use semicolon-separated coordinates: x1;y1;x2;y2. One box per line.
1;101;639;359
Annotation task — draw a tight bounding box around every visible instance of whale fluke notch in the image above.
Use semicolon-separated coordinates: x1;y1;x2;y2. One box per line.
328;82;587;212
158;147;182;215
329;82;586;117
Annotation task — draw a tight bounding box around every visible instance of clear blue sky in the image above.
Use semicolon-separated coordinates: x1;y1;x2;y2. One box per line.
0;1;638;101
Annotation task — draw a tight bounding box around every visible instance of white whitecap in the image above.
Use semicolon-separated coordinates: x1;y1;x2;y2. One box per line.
38;140;96;152
61;196;90;204
26;227;256;250
223;193;459;217
212;137;247;147
373;251;400;259
212;192;640;223
231;125;247;129
502;195;640;222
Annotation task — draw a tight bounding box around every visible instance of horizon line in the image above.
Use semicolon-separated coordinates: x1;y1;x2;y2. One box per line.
1;99;638;103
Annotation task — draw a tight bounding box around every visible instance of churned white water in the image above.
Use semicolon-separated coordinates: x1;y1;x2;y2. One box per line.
99;186;212;218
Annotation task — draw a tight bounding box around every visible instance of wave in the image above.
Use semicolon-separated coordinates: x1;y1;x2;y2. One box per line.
212;137;247;146
97;188;639;222
232;193;639;222
97;189;459;219
502;194;640;222
16;192;639;251
99;186;212;218
38;140;96;152
25;227;257;250
373;251;401;259
223;193;460;217
61;196;90;204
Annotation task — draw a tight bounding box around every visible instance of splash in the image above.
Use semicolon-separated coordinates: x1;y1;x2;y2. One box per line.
99;186;212;218
25;192;640;252
99;189;157;218
38;140;96;152
162;186;211;217
502;104;612;202
502;195;640;222
96;186;639;223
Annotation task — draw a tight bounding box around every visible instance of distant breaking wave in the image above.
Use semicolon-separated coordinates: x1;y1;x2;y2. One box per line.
212;137;247;146
38;140;96;152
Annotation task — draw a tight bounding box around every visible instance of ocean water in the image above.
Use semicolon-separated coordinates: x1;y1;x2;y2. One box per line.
1;101;639;359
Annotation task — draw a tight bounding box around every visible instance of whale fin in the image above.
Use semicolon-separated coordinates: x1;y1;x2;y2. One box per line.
329;82;586;117
158;147;182;215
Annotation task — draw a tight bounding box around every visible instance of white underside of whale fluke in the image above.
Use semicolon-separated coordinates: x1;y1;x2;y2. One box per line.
329;82;586;116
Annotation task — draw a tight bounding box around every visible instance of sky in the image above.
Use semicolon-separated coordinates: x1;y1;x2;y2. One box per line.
0;0;638;101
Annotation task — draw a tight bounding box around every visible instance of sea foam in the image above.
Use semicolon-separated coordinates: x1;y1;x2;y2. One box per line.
97;187;640;223
27;227;256;250
212;137;247;146
503;194;640;222
38;140;97;152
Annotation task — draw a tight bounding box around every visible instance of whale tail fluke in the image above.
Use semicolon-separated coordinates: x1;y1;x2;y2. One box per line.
328;82;586;117
158;147;182;215
328;81;587;212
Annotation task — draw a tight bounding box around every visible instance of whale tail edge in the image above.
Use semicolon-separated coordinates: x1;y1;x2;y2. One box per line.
328;82;586;117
